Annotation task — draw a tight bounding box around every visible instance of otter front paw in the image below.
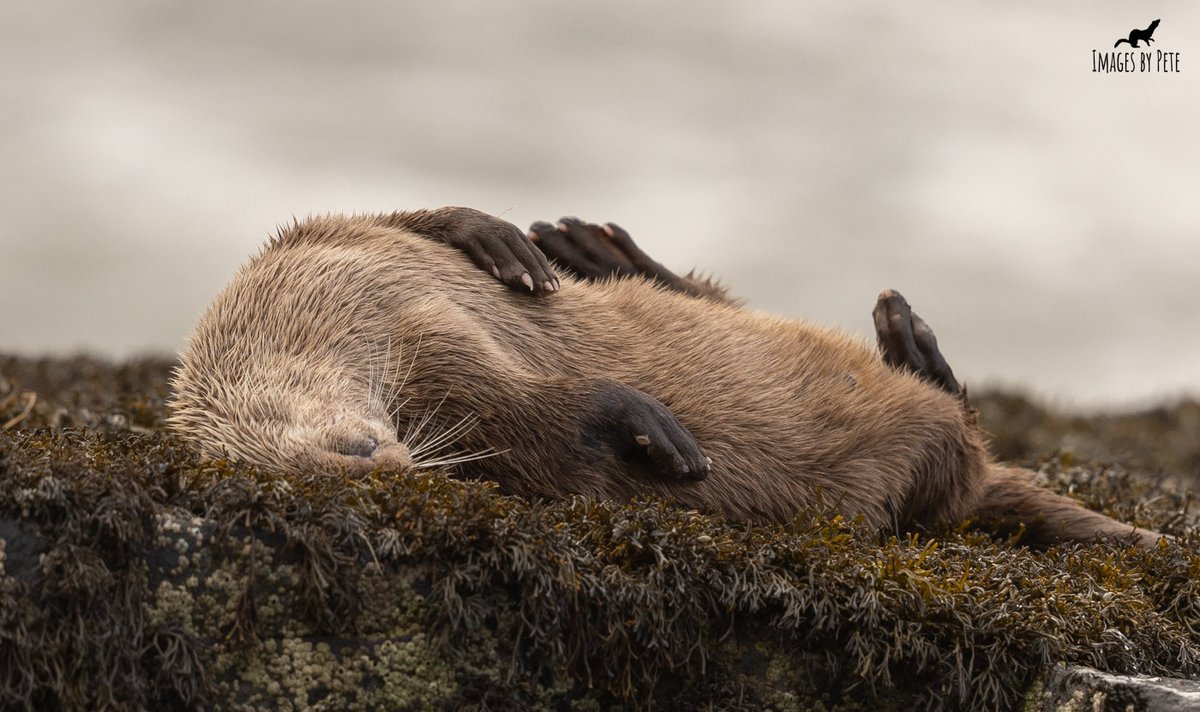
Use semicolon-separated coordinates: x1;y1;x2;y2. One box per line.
529;217;676;285
586;382;711;482
439;207;560;293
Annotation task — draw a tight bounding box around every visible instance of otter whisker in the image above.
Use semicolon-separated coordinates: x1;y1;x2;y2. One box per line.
408;413;481;459
376;333;423;422
393;334;423;404
367;337;382;407
383;337;405;405
400;388;453;451
414;447;507;470
366;335;394;410
382;349;418;428
387;397;412;424
407;412;478;458
364;337;381;408
400;397;437;445
409;411;478;452
401;401;440;451
408;420;463;458
376;336;396;408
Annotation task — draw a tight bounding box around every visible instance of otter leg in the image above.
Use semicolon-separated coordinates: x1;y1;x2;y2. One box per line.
580;379;711;481
529;218;732;302
374;207;560;294
872;290;965;401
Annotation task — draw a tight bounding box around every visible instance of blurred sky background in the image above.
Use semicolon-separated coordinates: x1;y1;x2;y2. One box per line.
1;0;1196;408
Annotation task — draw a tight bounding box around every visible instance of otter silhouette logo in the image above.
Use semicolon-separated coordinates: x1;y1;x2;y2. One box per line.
1092;19;1180;73
1114;19;1160;48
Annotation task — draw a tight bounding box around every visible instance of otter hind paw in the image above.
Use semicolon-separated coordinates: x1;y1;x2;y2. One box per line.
872;289;963;398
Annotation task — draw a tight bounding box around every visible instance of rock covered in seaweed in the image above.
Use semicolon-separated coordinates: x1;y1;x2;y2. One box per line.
1;355;1199;711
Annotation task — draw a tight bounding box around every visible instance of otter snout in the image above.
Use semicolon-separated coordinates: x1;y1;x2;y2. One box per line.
325;425;412;473
334;435;379;458
367;441;413;471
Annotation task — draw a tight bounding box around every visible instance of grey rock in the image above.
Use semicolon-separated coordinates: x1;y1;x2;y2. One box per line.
1032;664;1200;712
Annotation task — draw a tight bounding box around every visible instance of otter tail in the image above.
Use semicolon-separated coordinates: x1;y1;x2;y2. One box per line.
972;465;1163;549
1114;38;1131;48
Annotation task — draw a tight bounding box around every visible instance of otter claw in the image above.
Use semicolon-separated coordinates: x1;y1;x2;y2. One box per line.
435;207;558;294
586;381;709;482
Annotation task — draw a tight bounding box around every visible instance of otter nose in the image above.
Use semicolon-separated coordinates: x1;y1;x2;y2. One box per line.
372;442;413;471
334;435;379;458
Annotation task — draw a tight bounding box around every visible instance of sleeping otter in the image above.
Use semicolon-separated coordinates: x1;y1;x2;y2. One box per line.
169;207;1161;547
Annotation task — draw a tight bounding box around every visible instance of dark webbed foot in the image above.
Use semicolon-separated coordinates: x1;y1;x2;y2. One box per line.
584;381;711;482
873;290;965;400
432;207;560;293
529;217;676;283
529;217;734;302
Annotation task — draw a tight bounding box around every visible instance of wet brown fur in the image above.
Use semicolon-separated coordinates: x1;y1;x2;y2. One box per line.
170;209;1159;546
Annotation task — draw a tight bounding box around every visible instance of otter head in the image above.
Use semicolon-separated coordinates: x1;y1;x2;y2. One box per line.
168;349;412;475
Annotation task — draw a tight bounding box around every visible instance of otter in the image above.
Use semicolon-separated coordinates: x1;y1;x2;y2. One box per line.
169;207;1161;547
